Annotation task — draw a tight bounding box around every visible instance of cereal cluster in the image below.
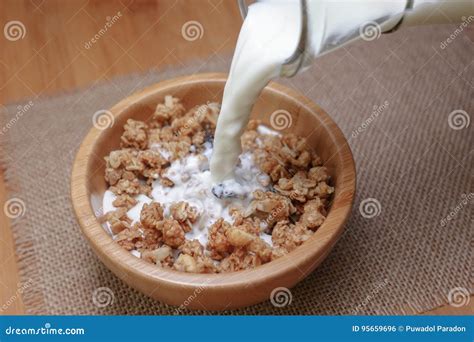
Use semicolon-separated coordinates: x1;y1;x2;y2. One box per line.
102;96;334;273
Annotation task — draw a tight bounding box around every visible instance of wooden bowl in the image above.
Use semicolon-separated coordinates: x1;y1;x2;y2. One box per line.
71;73;356;310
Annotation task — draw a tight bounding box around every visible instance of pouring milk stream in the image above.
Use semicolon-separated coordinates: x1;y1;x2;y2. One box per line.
210;0;473;191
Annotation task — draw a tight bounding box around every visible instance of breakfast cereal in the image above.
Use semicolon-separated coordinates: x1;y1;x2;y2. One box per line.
102;96;334;273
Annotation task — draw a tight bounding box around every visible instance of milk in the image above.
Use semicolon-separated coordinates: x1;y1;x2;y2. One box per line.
210;1;301;183
210;0;472;184
103;130;275;246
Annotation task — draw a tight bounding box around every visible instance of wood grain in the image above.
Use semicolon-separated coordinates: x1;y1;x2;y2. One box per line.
0;0;241;103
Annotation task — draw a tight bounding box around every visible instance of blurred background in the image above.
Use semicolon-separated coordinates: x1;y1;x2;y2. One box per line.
0;0;241;103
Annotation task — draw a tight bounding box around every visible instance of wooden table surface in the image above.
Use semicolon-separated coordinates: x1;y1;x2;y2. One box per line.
0;0;472;315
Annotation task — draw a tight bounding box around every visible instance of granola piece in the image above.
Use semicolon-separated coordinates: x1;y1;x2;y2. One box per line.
192;130;205;146
170;103;219;134
153;95;186;126
311;153;323;167
241;130;259;151
280;134;312;169
133;221;162;250
274;171;320;203
124;157;144;174
179;239;205;257
141;245;173;268
109;178;141;196
139;183;152;197
198;103;220;129
225;227;255;247
149;126;179;145
140;202;164;230
147;129;163;146
112;194;137;210
195;256;218;273
138;150;169;180
110;170;152;197
161;141;192;161
254;148;291;182
282;134;308;152
104;149;148;187
159;218;185;248
121;170;136;181
248;237;272;262
177;240;218;273
169;201;199;233
104;149;136;185
247;190;295;227
299;198;326;230
219;248;262;272
308;166;330;183
104;167;123;186
231;210;262;236
104;208;132;234
174;254;198;273
207;218;233;260
254;133;321;183
105;149;137;170
247;119;260;131
171;111;203;139
115;226;141;251
107;150;123;169
271;246;288;260
121;119;148;150
272;221;313;253
160;177;175;187
311;181;334;199
140;227;162;250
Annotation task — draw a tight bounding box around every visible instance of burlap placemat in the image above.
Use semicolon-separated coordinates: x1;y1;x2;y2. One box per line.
1;25;472;315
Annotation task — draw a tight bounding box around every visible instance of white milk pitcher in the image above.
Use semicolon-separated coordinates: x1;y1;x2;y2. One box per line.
238;0;474;76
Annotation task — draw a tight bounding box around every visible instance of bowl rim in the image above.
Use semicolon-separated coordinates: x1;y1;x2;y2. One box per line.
71;72;356;292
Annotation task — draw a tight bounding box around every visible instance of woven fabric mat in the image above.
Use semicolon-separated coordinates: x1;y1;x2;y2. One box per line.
1;25;473;315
